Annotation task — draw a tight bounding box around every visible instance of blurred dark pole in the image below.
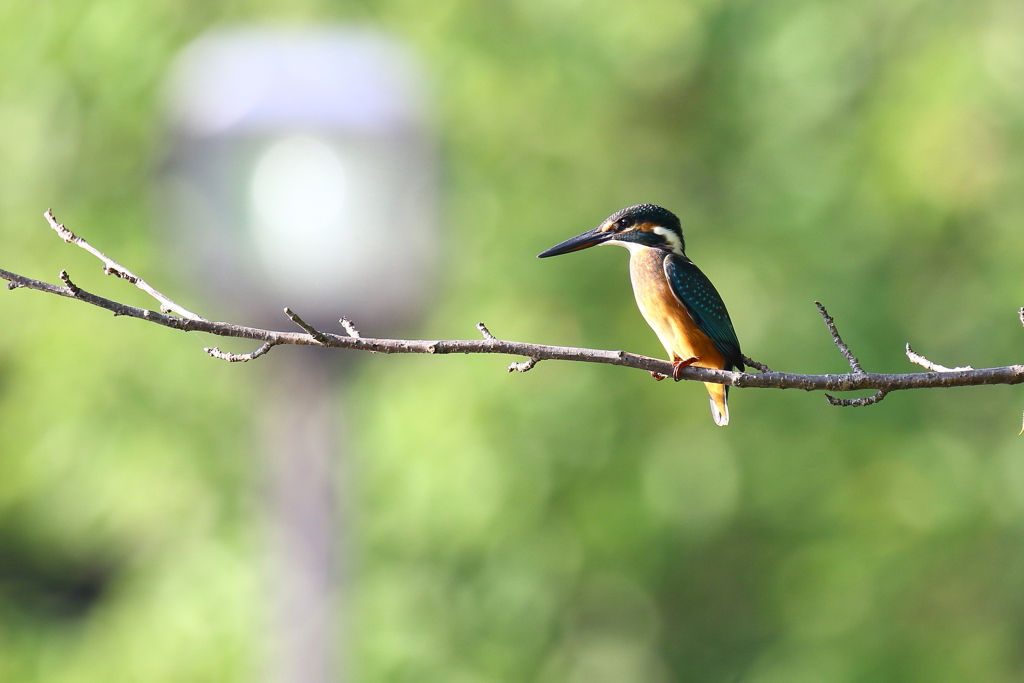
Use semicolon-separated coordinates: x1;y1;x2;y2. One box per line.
261;353;344;683
161;26;437;683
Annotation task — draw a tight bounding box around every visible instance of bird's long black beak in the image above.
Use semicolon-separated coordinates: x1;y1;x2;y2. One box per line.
537;227;611;258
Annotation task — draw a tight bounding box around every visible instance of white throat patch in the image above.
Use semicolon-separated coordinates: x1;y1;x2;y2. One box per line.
652;226;684;255
602;239;645;254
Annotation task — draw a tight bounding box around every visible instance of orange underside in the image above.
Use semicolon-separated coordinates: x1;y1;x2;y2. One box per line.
628;248;728;418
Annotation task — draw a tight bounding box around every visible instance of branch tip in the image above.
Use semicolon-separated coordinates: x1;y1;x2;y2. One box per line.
905;343;973;372
44;208;75;243
815;301;865;375
58;269;81;296
477;322;497;341
340;317;361;339
508;357;540;373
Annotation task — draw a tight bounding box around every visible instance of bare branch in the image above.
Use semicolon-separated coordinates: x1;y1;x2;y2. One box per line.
815;301;865;374
826;389;889;407
5;213;1024;422
44;209;205;321
508;357;540;373
905;344;973;372
1019;307;1023;329
205;342;276;362
340;317;360;339
5;262;1023;394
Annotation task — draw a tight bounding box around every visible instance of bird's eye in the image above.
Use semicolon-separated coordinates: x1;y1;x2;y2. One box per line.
617;219;629;230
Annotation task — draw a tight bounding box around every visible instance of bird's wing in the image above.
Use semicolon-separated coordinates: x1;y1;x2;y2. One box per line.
663;253;743;370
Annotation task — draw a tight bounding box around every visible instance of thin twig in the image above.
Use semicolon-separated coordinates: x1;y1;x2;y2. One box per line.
44;209;205;321
905;344;973;372
284;308;330;344
205;342;276;362
815;301;865;375
59;269;80;296
508;357;540;373
825;389;889;407
477;322;496;341
340;317;360;339
743;355;772;373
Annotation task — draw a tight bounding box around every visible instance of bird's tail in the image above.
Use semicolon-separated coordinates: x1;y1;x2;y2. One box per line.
706;383;729;426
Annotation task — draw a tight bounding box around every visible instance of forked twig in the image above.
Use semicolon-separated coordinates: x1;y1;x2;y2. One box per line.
44;209;204;321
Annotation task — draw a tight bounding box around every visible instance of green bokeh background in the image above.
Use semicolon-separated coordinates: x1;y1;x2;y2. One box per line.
3;0;1024;681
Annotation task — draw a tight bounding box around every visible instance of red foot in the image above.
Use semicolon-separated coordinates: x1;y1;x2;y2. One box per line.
672;356;700;381
650;371;667;381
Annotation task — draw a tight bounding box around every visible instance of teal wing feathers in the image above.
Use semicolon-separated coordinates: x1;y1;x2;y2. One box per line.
663;253;744;371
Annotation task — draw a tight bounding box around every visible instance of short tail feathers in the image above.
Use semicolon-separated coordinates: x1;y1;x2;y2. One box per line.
706;383;729;426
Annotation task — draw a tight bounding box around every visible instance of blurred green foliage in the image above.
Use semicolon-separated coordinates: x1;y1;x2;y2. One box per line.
2;0;1024;681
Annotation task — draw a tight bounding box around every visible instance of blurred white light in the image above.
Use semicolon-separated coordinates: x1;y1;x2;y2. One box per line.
162;27;438;330
250;135;348;295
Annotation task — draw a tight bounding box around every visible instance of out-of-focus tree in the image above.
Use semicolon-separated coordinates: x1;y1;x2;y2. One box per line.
2;1;1024;682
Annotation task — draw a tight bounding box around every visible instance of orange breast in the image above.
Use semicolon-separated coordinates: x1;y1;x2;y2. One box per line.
628;247;727;370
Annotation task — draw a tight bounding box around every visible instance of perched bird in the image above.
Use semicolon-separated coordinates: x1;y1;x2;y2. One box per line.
538;204;743;426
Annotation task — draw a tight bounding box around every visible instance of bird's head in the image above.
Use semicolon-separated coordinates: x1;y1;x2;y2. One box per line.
537;204;685;259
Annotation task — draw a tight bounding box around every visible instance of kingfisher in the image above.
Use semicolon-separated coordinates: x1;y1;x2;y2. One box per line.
538;204;743;426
